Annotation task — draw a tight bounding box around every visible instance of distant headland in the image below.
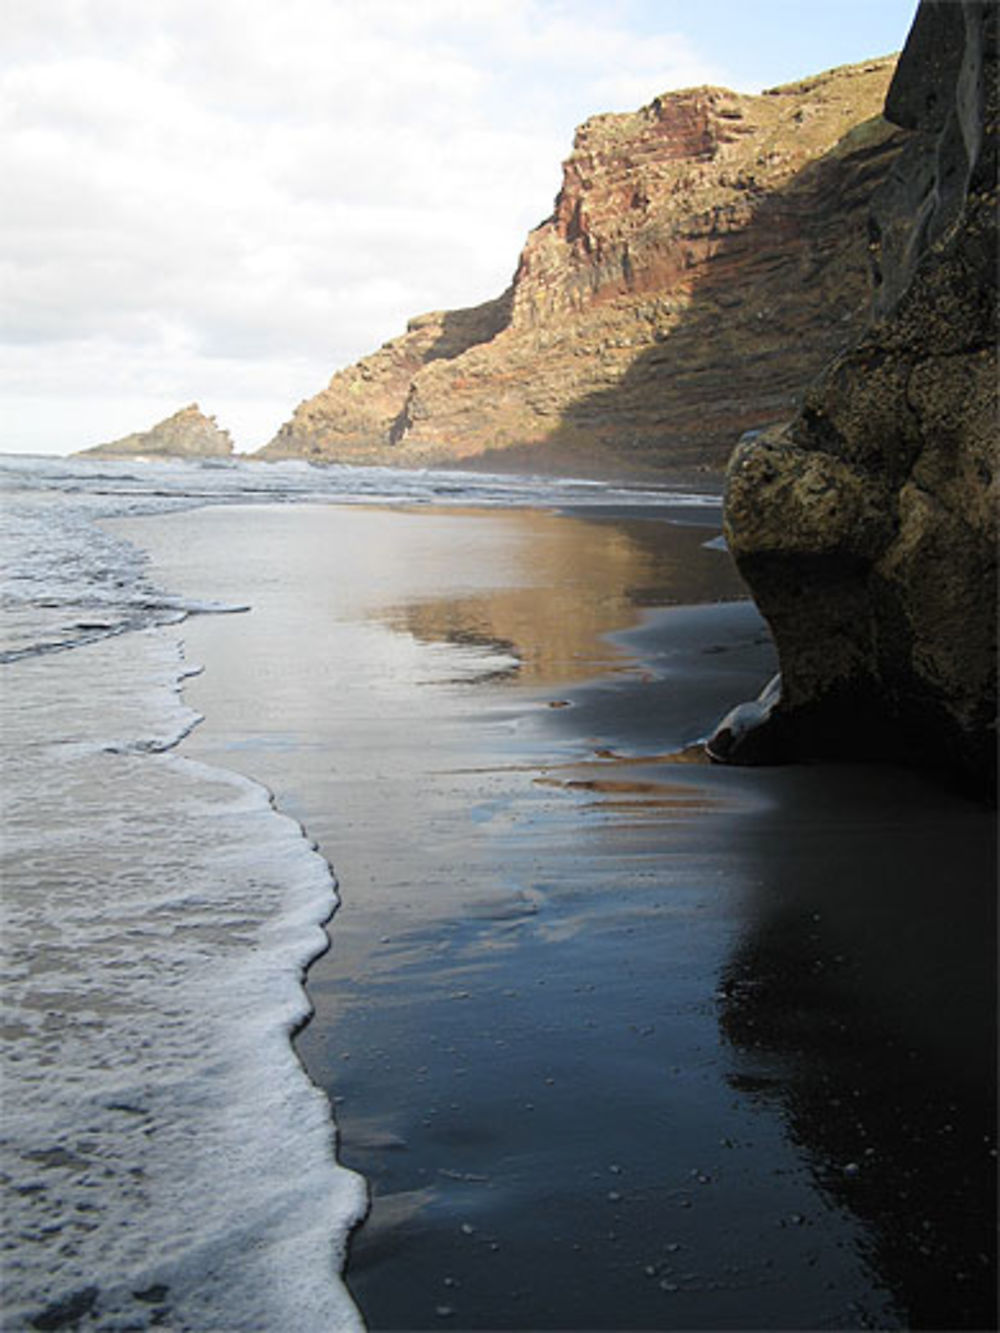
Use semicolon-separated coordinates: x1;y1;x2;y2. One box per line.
75;404;234;461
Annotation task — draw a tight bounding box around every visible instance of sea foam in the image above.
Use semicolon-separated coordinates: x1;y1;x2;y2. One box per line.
1;627;366;1330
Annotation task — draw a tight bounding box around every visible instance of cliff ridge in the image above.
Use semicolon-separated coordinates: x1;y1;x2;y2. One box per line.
260;57;904;474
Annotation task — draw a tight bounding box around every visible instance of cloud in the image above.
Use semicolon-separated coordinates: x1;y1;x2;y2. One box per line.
0;0;725;453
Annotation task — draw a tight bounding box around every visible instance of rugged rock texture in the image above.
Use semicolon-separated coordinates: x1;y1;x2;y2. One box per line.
717;0;997;792
261;57;904;474
77;405;234;460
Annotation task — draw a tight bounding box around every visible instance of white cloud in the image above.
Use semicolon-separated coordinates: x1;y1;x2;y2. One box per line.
1;0;726;454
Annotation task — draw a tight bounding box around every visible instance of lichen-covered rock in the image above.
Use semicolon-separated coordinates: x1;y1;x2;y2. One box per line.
718;0;997;792
77;404;234;460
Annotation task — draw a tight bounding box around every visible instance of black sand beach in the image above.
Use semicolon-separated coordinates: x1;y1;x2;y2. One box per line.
119;499;997;1331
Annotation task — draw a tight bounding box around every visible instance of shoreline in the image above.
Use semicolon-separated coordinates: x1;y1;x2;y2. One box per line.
320;611;996;1332
115;497;996;1331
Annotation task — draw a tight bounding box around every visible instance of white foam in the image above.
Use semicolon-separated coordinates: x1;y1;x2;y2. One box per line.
1;629;366;1330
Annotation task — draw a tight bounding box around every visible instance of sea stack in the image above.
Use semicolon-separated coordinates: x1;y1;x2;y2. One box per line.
716;0;997;793
77;404;234;460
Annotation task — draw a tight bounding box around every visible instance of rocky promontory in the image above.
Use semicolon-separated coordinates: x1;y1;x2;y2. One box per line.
715;0;997;792
77;405;234;460
260;57;904;474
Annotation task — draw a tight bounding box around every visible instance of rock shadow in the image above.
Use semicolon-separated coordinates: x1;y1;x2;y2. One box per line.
535;115;906;475
716;764;998;1329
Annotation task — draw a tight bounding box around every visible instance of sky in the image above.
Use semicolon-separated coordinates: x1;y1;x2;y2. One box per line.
2;0;919;456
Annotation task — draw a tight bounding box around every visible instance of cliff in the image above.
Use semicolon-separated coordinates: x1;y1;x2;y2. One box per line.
713;0;997;793
260;57;904;474
77;405;234;460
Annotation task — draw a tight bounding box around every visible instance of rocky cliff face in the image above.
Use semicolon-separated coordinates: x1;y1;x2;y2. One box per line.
78;405;234;460
261;57;904;474
715;0;997;792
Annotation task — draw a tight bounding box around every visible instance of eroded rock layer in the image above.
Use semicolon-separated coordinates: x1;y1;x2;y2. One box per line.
261;58;903;474
78;405;234;460
719;0;997;791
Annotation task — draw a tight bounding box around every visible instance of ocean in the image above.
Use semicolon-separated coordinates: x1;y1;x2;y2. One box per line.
0;454;719;1331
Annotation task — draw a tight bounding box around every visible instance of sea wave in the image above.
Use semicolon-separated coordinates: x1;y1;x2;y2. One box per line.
1;628;367;1330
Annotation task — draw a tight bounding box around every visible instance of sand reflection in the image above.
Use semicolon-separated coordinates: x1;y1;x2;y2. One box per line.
375;507;747;688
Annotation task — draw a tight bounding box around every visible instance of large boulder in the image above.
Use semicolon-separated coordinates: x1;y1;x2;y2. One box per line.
716;0;997;792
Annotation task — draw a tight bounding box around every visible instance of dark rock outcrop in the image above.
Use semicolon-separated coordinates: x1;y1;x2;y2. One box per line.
259;59;905;474
77;404;234;460
716;0;997;792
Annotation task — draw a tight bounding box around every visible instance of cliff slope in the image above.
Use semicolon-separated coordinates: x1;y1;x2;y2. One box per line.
716;0;997;792
261;57;904;474
77;405;234;460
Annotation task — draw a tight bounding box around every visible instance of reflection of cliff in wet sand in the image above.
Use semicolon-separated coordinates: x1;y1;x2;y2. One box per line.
378;510;749;689
116;463;996;1330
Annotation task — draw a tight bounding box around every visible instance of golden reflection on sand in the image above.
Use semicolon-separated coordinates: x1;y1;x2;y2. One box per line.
534;772;724;813
374;506;744;688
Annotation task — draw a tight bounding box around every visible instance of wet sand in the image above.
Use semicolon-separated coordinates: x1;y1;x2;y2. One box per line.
119;500;997;1331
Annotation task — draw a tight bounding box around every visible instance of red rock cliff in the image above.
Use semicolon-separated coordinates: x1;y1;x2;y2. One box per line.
261;57;904;475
